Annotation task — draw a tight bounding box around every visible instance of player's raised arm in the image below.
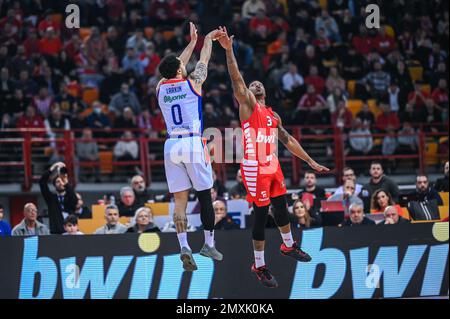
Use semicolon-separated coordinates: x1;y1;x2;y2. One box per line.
274;112;330;173
189;29;224;87
178;22;198;66
217;27;256;109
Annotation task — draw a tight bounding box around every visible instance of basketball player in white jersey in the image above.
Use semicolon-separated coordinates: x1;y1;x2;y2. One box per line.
157;23;225;271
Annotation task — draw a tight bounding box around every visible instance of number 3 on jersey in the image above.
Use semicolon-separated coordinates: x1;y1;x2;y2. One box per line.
267;116;273;127
171;104;183;125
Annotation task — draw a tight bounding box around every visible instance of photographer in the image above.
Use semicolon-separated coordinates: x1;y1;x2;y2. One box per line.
39;162;78;234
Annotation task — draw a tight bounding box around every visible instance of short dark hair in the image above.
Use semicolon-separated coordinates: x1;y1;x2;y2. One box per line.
63;214;78;226
304;170;316;177
158;54;181;79
370;161;383;169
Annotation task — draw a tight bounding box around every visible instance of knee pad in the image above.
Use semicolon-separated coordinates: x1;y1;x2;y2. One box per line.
197;189;215;231
252;204;269;241
270;195;290;227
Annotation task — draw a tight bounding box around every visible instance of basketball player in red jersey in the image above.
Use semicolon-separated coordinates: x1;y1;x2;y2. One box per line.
218;27;329;288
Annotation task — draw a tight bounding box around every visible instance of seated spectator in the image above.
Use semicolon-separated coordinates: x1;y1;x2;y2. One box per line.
375;103;400;132
0;203;12;237
126;207;160;233
325;67;346;94
109;83;141;116
290;199;313;229
74;193;92;219
122;47;144;77
371;189;403;217
304;65;325;95
342;45;365;80
298;171;326;212
379;205;410;225
282;63;304;100
364;161;400;203
131;175;154;206
242;0;266;20
315;9;341;43
12;203;50;236
113;107;137;134
407;175;443;221
230;170;247;199
374;27;396;55
340;203;375;227
434;161;449;192
86;101;111;137
94;204;128;234
137;108;156;138
431;79;449;109
295;84;328;126
203;102;221;129
397;122;419;154
348;118;373;156
331;100;353;130
419;99;443;130
360;62;391;100
16;105;45;137
326;87;347;114
114;131;139;170
45;105;70;148
249;9;273;43
399;103;420;123
211;200;240;230
212;170;227;198
334;167;364;195
76;128;100;182
356;103;375;127
382;126;398;156
38;27;62;58
117;186;140;217
62;215;84;235
297;192;322;227
327;180;364;215
407;82;430;112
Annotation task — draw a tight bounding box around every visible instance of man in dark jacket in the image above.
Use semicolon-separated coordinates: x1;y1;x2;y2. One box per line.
39;162;78;234
364;161;400;203
213;200;239;230
117;186;140;217
407;175;443;221
434;161;449;192
131;175;154;206
378;206;410;225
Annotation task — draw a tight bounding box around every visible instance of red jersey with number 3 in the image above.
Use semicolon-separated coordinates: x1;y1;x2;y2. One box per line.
240;102;286;206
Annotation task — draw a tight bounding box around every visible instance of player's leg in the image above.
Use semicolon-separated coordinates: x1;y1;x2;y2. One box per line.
164;138;197;271
186;137;223;261
270;194;312;262
251;202;278;288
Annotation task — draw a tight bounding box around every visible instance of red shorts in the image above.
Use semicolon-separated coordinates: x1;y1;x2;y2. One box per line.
241;159;287;207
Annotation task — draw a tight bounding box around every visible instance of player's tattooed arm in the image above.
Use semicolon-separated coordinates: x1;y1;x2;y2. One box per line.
274;112;330;173
189;61;208;85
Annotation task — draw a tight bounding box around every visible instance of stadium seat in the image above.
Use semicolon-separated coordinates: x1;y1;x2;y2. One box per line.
163;31;175;41
401;207;411;220
439;206;449;220
79;27;91;40
425;142;439;165
408;66;423;83
384;25;395;38
99;151;113;174
82;88;99;106
346;99;363;117
319;0;328;10
144;27;154;39
51;13;63;25
440;193;449;206
347;80;356;98
367;99;380;117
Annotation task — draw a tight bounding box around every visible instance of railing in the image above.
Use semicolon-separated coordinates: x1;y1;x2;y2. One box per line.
0;123;447;191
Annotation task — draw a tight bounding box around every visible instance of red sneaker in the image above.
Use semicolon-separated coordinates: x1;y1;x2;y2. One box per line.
280;242;312;262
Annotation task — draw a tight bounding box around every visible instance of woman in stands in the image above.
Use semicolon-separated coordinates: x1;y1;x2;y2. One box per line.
370;189;405;218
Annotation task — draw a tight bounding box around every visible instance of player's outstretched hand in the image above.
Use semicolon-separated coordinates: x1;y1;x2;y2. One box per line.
308;159;330;173
189;22;198;43
217;26;234;50
206;28;226;41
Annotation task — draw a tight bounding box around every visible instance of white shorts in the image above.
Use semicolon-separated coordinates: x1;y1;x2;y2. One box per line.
164;136;213;193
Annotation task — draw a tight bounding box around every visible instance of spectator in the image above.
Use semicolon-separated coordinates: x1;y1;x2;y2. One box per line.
387;83;401;113
326;87;347;115
434;161;449;192
327;180;364;215
282;63;304;97
113;107;137;134
109;83;141;116
16;105;45;137
315;9;341;43
242;0;266;20
122;47;144;77
295;84;328;126
74;193;92;219
62;215;84;235
360;62;391;100
0;203;12;237
86;101;111;136
45;105;71;148
382;126;398;156
32;87;53;118
304;65;325;95
407;175;443;221
76;128;100;182
432;79;449;109
371;189;403;217
297;192;322;227
364;161;400;202
229;169;247;199
94;204;128;234
212;200;240;230
419;99;442;128
375;103;400;132
290;199;313;229
399;103;420;124
39;162;78;234
117;186;140;217
249;9;273;43
12;203;50;236
340;203;375;227
212;170;227;198
84;26;107;67
131;175;154;206
127;207;160;233
342;45;365;80
325;67;346;94
407;82;430;112
331;100;353;130
379;205;410;225
355;103;375;127
397;122;419;154
334;167;364;195
298;171;326;212
348;118;373;155
126;29;149;55
38;27;62;58
114;131;139;169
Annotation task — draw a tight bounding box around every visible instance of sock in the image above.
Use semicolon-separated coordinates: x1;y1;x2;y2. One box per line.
204;230;215;247
254;250;265;268
177;232;191;250
281;231;294;248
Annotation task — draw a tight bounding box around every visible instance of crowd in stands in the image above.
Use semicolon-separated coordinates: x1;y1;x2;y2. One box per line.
0;0;448;173
0;159;447;237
